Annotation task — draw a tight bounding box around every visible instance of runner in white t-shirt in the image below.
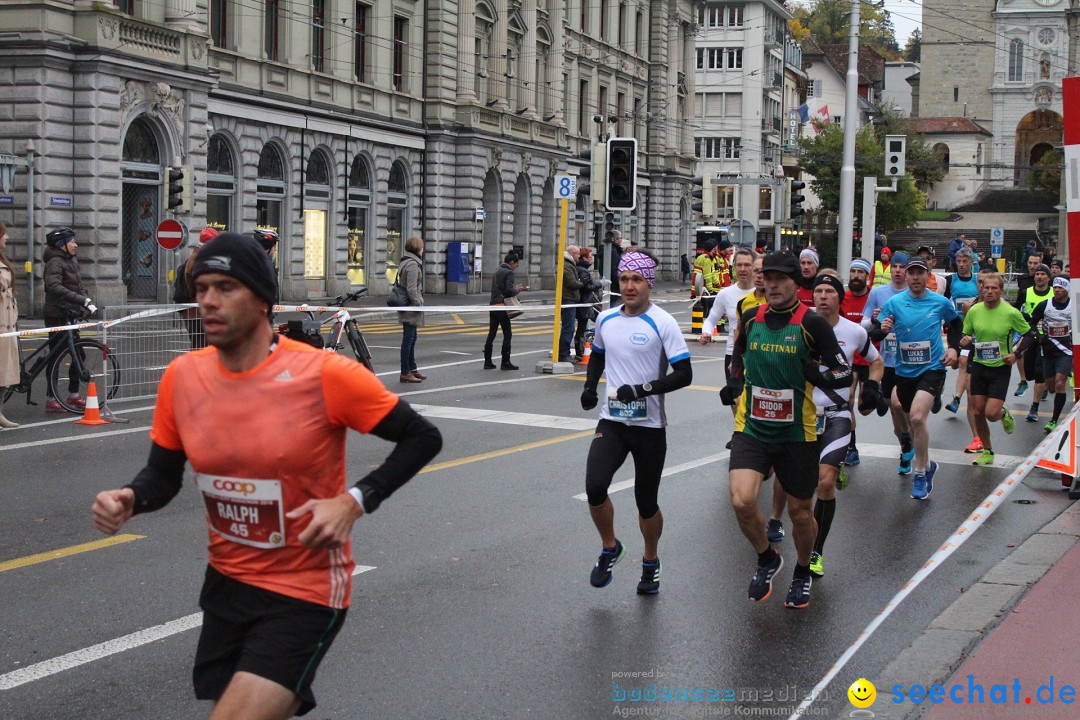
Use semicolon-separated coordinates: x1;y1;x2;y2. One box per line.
580;249;692;596
701;247;756;379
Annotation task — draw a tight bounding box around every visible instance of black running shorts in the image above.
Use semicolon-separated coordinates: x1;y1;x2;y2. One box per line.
585;419;667;519
729;431;819;500
894;370;947;414
1023;344;1045;384
193;566;347;716
1043;352;1073;380
968;363;1012;400
818;412;853;468
882;366;897;405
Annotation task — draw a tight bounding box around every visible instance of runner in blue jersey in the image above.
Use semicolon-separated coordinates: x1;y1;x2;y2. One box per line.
943;247;980;417
877;257;964;500
862;251;914;473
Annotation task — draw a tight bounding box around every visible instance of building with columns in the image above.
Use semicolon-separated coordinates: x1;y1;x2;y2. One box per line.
0;0;698;309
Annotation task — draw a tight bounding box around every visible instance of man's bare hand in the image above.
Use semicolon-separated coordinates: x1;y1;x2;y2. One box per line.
698;332;713;345
287;494;365;549
92;488;135;535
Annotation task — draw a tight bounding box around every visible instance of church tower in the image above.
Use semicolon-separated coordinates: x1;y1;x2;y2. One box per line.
918;0;997;130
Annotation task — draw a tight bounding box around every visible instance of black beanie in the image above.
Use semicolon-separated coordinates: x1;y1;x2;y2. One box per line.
191;232;278;309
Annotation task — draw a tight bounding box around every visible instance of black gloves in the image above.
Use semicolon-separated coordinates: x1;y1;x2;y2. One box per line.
719;384;737;406
858;379;881;416
616;384;645;403
581;387;598;411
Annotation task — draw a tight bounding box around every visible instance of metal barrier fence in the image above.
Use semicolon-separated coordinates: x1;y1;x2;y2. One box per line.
100;305;203;404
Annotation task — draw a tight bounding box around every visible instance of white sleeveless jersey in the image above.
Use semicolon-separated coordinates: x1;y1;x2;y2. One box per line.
1041;298;1073;356
814;316;879;408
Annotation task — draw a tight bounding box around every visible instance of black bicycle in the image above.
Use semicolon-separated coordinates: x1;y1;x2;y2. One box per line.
278;289;374;372
4;319;122;414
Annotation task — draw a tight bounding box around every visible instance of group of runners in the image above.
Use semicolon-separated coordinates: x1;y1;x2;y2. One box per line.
86;234;1073;717
581;243;1074;614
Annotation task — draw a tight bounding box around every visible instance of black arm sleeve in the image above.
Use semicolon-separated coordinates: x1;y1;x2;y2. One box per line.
354;400;443;513
803;313;853;389
642;358;692;396
1029;300;1047;326
728;307;755;384
584;346;606;392
869;317;888;342
1014;330;1036;357
946;316;964;351
125;442;187;515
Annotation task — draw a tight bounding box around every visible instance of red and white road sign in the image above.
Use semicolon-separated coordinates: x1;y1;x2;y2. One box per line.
1063;77;1080;393
156;218;187;250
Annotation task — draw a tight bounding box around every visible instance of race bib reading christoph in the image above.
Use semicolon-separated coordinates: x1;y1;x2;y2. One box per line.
195;474;286;549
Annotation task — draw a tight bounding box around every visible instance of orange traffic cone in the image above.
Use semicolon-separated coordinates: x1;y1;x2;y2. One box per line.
74;382;110;426
576;341;592;366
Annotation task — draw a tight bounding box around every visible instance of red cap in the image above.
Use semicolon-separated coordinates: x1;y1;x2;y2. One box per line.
199;228;220;244
881;247;892;258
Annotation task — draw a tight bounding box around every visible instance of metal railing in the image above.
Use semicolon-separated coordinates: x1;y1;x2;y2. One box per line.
100;305;202;405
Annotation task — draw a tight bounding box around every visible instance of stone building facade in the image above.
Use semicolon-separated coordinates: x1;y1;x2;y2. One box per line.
0;0;698;310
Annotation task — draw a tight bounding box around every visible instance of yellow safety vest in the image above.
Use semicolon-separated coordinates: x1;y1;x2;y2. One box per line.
872;260;890;287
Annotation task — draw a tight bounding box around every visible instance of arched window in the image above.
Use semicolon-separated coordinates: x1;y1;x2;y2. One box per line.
347;156;372;286
1009;39;1024;82
306;151;331;186
508;13;526;110
206;134;237;231
256;143;287;237
476;2;496;102
933;142;950;173
122;117;160;164
386;162;410;282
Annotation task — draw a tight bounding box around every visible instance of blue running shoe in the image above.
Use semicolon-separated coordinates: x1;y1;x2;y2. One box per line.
590;540;625;588
843;448;861;466
945;396;960;414
898;448;915;475
912;461;937;500
765;518;785;543
748;552;784;602
1014;380;1028;397
932;394;942;414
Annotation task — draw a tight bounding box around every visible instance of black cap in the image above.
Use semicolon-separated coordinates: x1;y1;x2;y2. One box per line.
813;274;846;303
761;251;801;282
1051;258;1064;268
916;245;936;256
1036;264;1051;275
192;232;279;309
906;257;929;272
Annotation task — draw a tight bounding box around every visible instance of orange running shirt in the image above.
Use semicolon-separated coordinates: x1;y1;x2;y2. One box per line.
150;337;399;609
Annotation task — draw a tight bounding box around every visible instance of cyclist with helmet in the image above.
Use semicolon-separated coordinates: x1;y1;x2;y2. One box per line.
252;228;279;257
43;227;96;412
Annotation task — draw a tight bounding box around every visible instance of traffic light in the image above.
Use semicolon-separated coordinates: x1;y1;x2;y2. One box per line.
166;165;193;214
603;212;616;244
691;176;714;218
884;134;907;178
605;137;637;211
577;143;607;204
789;178;806;222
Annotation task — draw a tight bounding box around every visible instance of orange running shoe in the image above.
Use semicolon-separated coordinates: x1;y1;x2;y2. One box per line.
964;436;983;453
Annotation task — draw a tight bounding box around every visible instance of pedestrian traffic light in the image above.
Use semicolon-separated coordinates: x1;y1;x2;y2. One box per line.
166;165;193;214
789;178;806;221
884;134;907;178
691;176;714;218
603;212;616;244
605;137;637;211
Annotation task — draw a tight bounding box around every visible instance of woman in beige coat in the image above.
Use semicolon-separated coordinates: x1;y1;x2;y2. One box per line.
0;223;20;428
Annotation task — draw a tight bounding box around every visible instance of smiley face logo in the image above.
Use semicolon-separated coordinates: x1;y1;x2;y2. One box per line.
848;678;876;708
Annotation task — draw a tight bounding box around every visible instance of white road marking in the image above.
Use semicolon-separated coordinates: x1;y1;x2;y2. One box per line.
439;351;472;355
411;404;596;431
0;566;377;689
573;453;730;501
0;426;151;451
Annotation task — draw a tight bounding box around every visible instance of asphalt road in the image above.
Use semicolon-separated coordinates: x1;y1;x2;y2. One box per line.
0;304;1073;720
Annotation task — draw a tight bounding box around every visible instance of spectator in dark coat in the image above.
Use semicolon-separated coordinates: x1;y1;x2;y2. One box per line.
559;245;584;362
483;252;526;370
397;236;425;384
574;247;602;357
42;227;95;412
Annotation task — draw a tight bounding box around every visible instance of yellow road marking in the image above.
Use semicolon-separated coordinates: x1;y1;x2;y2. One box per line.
419;429;595;474
0;534;144;574
451;313;465;325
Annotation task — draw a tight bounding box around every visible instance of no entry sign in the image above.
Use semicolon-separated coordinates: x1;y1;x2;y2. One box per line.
156;218;187;250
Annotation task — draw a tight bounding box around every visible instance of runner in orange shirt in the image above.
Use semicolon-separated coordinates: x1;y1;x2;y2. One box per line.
91;232;441;720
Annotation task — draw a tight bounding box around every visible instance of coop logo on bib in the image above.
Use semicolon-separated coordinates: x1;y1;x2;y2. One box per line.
196;474;286;549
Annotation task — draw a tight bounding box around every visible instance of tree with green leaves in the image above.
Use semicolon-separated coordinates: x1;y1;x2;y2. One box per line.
903;29;921;62
798;104;944;232
1029;149;1062;200
791;0;902;59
